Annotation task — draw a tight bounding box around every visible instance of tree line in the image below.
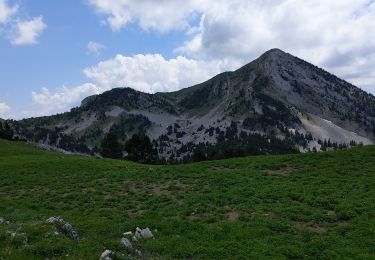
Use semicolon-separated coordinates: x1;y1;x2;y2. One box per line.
0;121;13;140
100;132;158;163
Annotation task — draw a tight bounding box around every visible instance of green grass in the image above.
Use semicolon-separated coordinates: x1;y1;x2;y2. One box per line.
0;139;375;259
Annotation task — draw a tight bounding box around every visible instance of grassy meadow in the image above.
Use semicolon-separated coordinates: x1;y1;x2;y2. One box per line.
0;139;374;259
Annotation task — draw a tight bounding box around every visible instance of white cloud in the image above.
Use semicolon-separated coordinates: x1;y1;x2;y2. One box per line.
87;41;105;56
10;16;47;45
0;0;18;24
31;83;102;115
83;53;228;93
0;102;10;114
87;0;209;32
88;0;375;93
28;53;230;116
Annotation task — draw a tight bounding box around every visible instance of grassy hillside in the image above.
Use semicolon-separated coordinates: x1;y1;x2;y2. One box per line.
0;140;374;259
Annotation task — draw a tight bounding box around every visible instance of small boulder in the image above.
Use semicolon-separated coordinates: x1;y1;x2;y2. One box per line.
134;229;142;240
100;249;113;260
46;216;79;241
123;231;132;237
0;217;5;224
62;223;79;241
46;216;64;224
120;237;132;251
135;249;142;257
140;228;154;239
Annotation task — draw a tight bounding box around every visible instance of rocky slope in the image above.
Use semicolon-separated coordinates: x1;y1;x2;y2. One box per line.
12;49;375;161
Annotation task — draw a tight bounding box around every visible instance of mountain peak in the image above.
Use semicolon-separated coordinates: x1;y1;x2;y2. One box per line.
260;48;290;60
264;48;286;54
236;48;289;73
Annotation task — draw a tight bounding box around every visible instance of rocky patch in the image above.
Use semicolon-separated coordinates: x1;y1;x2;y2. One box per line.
103;227;156;259
100;249;113;260
46;216;79;241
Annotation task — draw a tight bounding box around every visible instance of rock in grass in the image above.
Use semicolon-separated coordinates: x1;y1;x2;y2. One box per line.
120;237;133;251
62;223;79;241
46;216;64;224
123;231;133;237
46;216;79;241
133;227;154;240
0;217;5;224
140;228;154;239
134;228;142;240
135;249;142;257
100;249;113;260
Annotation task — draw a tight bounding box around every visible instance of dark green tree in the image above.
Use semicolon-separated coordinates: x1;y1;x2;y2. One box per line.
100;132;123;159
0;121;14;140
192;148;206;162
124;134;158;163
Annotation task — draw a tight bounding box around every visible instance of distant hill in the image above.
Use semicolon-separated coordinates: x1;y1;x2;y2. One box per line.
11;49;375;162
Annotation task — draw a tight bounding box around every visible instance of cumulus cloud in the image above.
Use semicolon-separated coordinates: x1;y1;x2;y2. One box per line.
177;0;375;89
31;83;102;115
0;0;18;24
29;53;229;116
87;0;209;32
0;102;10;114
83;53;227;93
88;0;375;93
10;16;47;45
87;41;105;56
0;1;47;45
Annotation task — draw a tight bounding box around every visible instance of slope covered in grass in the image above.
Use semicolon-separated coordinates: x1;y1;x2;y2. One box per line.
0;140;374;259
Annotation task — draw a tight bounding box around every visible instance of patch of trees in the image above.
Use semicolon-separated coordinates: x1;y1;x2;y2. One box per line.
184;131;298;163
124;134;158;163
100;132;158;163
100;132;123;159
179;84;214;109
0;121;14;140
163;122;300;163
318;138;360;151
109;114;152;141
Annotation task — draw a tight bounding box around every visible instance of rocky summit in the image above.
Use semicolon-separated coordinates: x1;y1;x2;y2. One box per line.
11;49;375;162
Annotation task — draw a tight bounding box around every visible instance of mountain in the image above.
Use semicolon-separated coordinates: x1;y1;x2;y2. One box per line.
11;49;375;162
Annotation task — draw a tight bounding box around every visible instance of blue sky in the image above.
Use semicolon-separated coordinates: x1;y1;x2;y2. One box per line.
1;0;375;119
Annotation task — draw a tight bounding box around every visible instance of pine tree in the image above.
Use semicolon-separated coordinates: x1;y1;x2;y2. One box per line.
124;134;158;163
100;133;123;159
0;121;14;140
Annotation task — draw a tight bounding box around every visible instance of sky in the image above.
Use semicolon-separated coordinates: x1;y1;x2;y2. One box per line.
0;0;375;119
